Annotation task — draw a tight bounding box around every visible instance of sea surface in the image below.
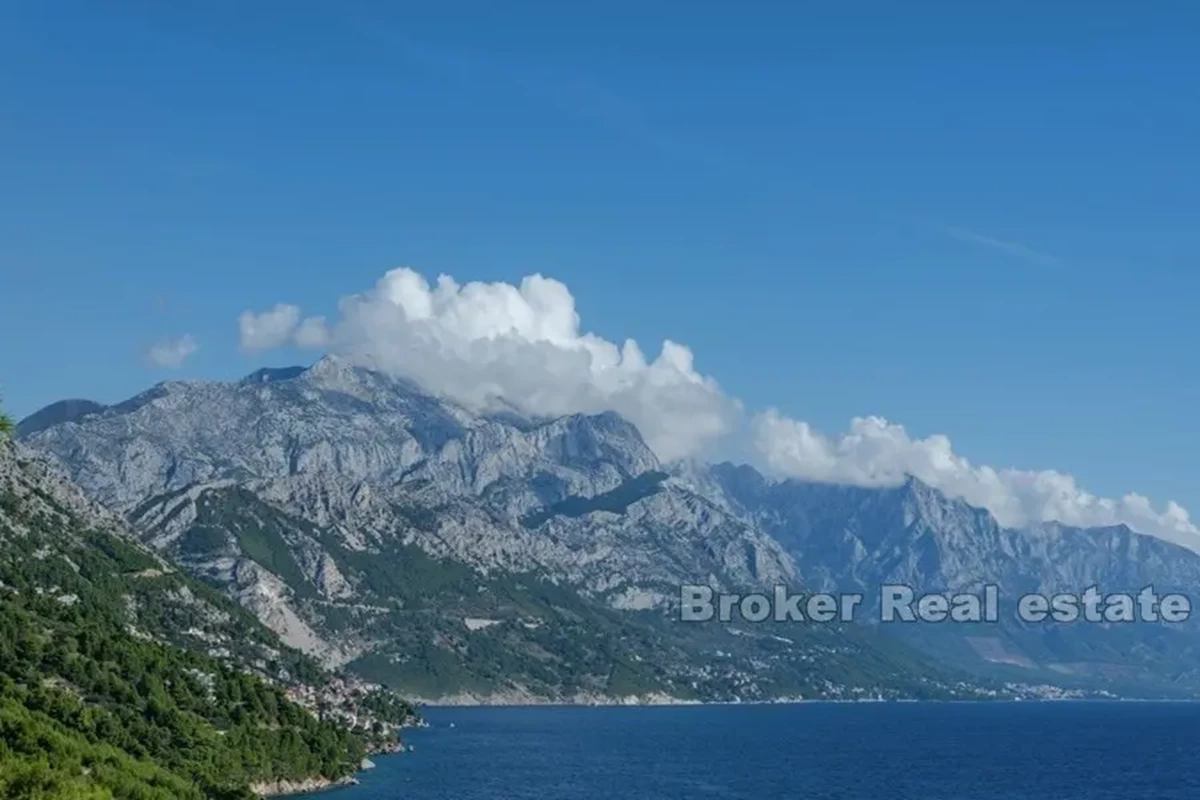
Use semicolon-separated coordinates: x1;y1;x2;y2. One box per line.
334;701;1200;799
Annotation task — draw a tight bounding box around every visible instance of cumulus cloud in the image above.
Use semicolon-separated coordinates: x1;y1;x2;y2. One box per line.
238;266;1198;547
246;268;738;461
145;334;198;369
238;303;301;352
294;316;332;349
753;410;1198;548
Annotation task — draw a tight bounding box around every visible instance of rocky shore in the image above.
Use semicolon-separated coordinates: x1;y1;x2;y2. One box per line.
252;775;359;797
254;741;406;796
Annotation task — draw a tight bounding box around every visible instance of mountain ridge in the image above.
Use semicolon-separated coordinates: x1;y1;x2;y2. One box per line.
18;359;1199;698
685;461;1200;691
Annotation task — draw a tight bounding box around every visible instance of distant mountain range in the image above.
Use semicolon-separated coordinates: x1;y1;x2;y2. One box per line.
687;463;1200;692
19;356;1200;699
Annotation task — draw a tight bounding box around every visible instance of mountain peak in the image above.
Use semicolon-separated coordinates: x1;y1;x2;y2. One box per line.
898;473;942;501
559;409;643;439
299;354;431;399
303;353;357;380
890;473;995;530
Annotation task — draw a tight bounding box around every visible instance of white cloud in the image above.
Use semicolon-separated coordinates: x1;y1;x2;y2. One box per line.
146;334;198;369
238;303;301;353
753;410;1198;548
238;266;1198;547
245;268;738;461
294;316;331;349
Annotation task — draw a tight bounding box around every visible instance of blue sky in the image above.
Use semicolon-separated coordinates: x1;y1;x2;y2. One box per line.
1;2;1198;517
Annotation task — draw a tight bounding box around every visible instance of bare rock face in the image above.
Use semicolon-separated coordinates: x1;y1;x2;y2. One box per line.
0;438;131;540
19;360;944;702
22;357;796;611
249;775;358;797
27;357;1200;698
24;356;655;514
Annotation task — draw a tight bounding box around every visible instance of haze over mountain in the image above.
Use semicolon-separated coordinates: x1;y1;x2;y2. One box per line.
684;463;1200;690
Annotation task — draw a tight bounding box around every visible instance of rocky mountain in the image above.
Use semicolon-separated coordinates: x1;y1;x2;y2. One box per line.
13;397;107;438
0;436;417;798
18;358;992;703
684;462;1200;693
26;356;1194;699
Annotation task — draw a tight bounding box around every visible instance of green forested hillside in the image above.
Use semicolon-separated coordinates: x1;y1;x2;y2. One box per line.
0;438;415;799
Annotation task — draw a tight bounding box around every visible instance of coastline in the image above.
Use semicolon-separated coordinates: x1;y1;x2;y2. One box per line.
253;775;359;797
411;695;1182;710
412;695;939;709
256;743;405;797
407;688;1134;709
408;690;914;708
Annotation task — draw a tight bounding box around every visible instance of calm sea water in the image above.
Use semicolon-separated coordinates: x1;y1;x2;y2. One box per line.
335;702;1200;799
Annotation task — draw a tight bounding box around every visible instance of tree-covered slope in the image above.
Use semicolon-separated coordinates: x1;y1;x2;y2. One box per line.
0;439;417;799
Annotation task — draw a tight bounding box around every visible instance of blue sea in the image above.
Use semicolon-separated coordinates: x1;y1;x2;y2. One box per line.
335;702;1200;799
